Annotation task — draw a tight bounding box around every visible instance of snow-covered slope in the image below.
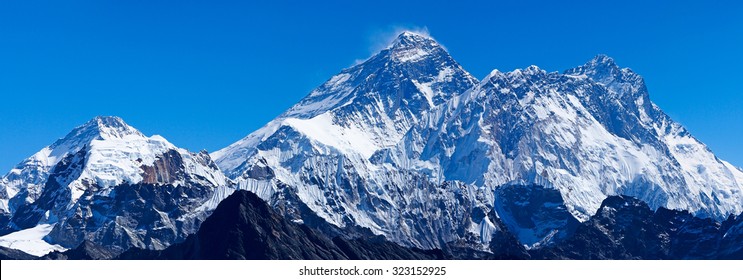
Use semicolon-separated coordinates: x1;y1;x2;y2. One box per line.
0;116;228;253
213;32;743;250
0;223;66;257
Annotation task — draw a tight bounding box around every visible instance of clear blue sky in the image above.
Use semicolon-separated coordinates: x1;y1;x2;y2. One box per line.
1;0;741;171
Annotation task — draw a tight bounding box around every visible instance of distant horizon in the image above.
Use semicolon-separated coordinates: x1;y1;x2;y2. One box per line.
1;1;741;172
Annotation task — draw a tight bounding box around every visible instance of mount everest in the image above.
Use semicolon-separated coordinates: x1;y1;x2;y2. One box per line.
1;31;742;259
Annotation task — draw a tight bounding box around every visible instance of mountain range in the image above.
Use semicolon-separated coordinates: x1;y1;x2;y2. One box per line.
1;31;742;259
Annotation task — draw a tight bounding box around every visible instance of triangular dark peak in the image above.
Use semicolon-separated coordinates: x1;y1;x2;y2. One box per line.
117;190;445;260
0;245;36;260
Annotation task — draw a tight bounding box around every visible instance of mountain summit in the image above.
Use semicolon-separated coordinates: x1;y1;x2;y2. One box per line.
391;31;433;46
277;31;475;120
213;31;476;175
387;31;443;63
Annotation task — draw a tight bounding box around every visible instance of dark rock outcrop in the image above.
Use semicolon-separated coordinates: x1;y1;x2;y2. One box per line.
40;240;119;260
0;246;36;260
494;184;581;247
117;190;444;260
533;195;743;259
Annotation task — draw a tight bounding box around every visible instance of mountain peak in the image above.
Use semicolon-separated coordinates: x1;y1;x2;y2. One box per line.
397;30;431;39
564;54;635;86
277;30;474;120
87;116;131;129
90;115;126;127
390;31;436;48
522;65;546;75
76;116;143;140
587;54;618;68
568;54;620;73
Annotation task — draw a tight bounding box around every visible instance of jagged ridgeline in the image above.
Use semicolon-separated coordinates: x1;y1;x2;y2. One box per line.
1;31;742;259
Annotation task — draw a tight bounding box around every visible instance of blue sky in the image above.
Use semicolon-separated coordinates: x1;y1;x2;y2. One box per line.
0;0;741;171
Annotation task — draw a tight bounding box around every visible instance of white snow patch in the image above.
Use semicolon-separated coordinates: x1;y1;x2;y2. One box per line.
283;113;381;158
393;49;429;63
722;160;743;186
325;73;351;91
479;216;497;245
412;79;435;107
0;224;67;257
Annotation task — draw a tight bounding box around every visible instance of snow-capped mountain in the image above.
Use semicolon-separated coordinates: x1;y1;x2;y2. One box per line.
214;32;743;250
0;116;227;255
389;54;743;218
212;31;496;250
379;54;743;245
